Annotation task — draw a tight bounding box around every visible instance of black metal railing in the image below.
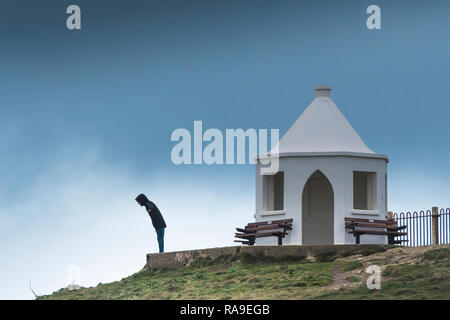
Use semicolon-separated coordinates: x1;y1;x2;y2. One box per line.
439;208;450;245
392;208;450;247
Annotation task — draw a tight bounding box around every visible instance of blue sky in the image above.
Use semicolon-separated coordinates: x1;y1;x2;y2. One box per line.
1;0;450;299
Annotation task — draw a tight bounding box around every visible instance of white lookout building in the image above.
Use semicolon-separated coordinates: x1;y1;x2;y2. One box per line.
255;86;389;245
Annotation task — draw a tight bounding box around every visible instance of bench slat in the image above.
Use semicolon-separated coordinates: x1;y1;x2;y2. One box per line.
246;226;292;232
344;217;397;224
345;222;399;229
246;224;292;232
245;218;293;228
349;230;407;236
246;221;269;227
348;225;406;232
270;218;293;224
235;230;286;238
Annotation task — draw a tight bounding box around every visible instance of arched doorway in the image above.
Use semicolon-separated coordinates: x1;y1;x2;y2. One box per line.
302;170;334;244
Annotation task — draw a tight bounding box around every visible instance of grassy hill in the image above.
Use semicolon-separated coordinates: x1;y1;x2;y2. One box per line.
40;245;450;300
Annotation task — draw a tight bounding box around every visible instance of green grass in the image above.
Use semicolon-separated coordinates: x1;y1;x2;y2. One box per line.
424;247;450;265
40;252;333;300
39;247;450;300
315;247;450;300
342;260;363;271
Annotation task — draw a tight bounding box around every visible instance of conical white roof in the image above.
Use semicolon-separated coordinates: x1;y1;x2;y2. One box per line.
271;86;375;155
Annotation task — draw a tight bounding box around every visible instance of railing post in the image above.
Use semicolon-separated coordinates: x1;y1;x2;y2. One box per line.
387;211;394;245
432;207;439;245
387;211;393;220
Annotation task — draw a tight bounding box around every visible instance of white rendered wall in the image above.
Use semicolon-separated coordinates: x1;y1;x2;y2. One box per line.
254;155;388;245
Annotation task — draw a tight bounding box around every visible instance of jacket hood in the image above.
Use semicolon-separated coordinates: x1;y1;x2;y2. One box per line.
135;193;150;205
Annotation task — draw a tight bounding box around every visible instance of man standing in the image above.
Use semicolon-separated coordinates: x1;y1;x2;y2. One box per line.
135;193;167;253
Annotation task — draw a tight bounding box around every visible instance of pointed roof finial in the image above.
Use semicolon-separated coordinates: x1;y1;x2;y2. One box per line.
314;85;332;97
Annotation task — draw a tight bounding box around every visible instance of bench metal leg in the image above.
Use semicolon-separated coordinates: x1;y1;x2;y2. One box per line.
388;235;394;245
355;234;360;244
278;235;282;245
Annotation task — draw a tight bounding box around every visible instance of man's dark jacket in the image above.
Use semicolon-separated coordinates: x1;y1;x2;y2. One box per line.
144;201;167;229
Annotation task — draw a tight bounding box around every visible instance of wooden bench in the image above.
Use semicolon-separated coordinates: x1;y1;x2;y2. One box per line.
345;217;408;245
234;218;293;246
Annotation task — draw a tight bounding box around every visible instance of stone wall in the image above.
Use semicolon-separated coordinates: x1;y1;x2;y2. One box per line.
144;244;390;270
